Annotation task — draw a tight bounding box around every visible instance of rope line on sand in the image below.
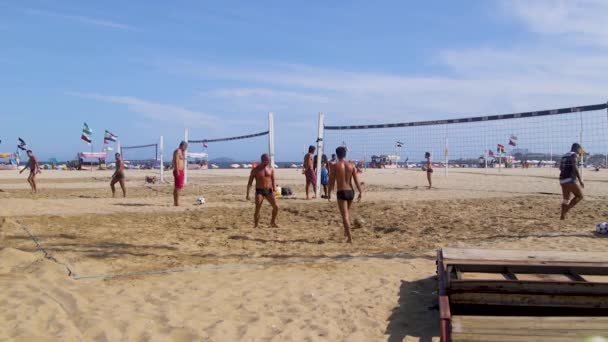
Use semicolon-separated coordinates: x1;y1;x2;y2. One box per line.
16;221;430;280
20;224;75;277
71;252;424;280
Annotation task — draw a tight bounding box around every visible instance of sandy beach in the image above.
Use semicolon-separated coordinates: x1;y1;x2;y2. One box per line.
1;167;607;341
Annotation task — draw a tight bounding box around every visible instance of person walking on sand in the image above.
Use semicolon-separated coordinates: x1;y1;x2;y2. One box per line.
425;152;433;189
110;152;126;198
328;146;362;243
321;155;329;198
559;143;585;220
246;154;279;228
172;141;188;206
303;145;316;199
19;150;40;193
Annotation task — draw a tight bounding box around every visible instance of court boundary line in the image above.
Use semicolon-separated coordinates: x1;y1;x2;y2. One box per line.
17;221;427;280
20;224;75;277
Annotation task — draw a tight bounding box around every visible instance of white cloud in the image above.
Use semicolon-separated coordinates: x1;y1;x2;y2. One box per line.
67;92;222;128
502;0;608;46
23;8;136;30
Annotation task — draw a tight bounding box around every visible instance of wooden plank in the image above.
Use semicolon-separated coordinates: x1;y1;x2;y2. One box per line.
445;259;608;270
448;279;608;295
452;332;596;342
437;249;452;342
442;248;608;265
451;264;608;277
451;292;608;308
452;315;608;331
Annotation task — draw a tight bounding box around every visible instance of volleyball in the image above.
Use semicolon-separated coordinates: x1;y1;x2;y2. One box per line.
596;222;608;235
196;197;206;205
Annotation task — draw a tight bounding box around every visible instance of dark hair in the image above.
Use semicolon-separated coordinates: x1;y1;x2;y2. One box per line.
308;145;316;153
336;146;347;159
261;153;269;161
26;150;32;153
321;154;328;163
425;152;431;158
115;152;121;157
179;141;188;147
571;143;582;153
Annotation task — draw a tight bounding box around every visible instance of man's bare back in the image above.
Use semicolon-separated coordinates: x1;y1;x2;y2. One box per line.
328;147;362;243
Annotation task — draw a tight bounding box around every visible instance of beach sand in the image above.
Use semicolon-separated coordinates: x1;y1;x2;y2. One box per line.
1;167;607;341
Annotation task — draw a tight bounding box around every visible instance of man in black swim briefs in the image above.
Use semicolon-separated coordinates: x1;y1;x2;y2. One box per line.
328;146;362;243
247;154;279;228
559;143;584;220
110;152;126;198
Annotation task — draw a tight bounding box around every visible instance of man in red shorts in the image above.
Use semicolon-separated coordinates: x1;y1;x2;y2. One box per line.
172;141;188;206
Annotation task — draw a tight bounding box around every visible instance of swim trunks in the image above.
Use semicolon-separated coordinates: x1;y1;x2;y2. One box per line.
305;168;317;186
113;171;125;181
336;190;355;201
174;170;185;189
255;188;274;197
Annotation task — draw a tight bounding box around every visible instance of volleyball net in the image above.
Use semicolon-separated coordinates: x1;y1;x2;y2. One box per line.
184;113;275;183
318;103;608;190
120;136;165;181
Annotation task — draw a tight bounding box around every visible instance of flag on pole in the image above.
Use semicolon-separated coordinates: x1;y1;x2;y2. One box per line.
17;138;28;151
509;135;518;146
396;141;404;148
497;144;505;153
104;130;118;144
81;123;92;144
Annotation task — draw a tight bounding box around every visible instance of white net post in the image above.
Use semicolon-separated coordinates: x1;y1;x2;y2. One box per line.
184;128;189;185
159;135;164;183
268;112;275;168
579;111;584;179
444;124;448;177
315;112;324;199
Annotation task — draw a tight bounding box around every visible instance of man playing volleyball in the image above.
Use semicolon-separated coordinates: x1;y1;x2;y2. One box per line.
110;152;126;198
246;154;279;228
19;150;39;193
303;145;316;200
172;141;187;206
328;146;362;243
559;143;584;220
425;152;433;189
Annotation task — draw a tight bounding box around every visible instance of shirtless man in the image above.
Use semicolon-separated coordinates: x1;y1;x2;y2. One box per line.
303;145;316;199
328;146;362;243
247;154;279;228
172;141;188;206
559;143;584;220
110;152;126;198
19;150;39;193
425;152;433;189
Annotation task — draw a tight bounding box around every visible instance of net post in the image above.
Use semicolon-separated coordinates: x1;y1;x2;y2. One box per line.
315;112;324;199
268;112;275;168
579;111;584;179
117;140;121;156
444;124;448;177
184;128;189;185
159;135;164;183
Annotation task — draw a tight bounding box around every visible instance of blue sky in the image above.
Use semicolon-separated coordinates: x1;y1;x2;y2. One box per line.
1;0;607;162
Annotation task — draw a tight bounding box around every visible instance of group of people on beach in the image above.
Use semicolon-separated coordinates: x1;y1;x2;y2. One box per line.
19;141;587;242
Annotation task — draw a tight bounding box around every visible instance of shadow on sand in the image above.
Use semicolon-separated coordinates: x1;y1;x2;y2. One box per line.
386;277;439;342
